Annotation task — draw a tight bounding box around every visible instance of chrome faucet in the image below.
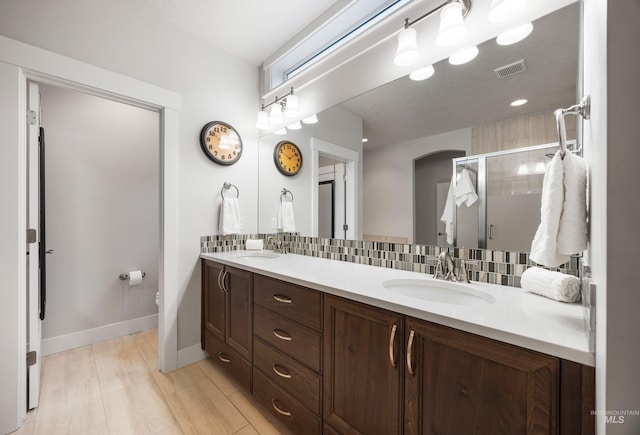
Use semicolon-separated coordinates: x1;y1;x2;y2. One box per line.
266;235;287;254
433;251;471;283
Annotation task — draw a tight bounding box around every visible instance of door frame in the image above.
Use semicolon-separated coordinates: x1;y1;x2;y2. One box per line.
0;35;180;430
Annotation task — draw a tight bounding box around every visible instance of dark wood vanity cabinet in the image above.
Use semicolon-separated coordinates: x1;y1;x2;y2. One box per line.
323;295;404;435
201;260;253;390
404;317;559;435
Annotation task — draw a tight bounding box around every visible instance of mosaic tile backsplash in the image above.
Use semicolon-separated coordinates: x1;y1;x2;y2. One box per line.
200;234;580;288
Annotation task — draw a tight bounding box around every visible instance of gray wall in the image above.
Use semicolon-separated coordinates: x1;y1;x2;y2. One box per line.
40;84;159;345
414;151;464;245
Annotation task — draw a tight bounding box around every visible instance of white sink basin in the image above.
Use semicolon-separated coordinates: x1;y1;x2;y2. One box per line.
382;279;495;305
234;251;280;260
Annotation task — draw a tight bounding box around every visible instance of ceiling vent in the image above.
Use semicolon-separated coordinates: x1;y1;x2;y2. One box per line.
494;59;527;79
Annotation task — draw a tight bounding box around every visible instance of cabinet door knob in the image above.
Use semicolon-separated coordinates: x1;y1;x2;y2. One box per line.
272;364;292;379
271;399;292;417
273;329;293;341
217;352;231;363
407;330;416;376
389;324;398;368
273;294;293;304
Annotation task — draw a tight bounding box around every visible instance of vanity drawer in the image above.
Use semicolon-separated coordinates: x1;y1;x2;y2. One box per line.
253;368;321;435
254;305;322;372
203;329;251;391
254;337;321;415
254;275;322;330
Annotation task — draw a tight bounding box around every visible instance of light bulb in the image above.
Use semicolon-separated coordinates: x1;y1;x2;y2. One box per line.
284;94;300;118
488;0;527;24
302;114;318;124
496;22;533;46
256;110;269;130
394;27;419;67
436;2;466;47
448;46;478;65
409;65;435;81
269;103;283;125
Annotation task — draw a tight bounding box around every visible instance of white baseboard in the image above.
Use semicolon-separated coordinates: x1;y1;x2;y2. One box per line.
177;343;208;368
41;314;158;356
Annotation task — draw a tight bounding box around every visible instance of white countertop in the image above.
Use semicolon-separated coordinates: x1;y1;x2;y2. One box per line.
201;251;594;366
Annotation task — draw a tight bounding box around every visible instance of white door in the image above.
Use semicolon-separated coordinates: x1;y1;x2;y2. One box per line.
26;80;42;409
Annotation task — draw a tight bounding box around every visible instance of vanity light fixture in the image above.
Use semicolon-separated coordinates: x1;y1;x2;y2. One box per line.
288;121;302;130
510;98;528;106
488;0;527;24
394;0;471;67
256;87;301;131
274;127;287;135
410;64;435;81
496;22;533;45
448;45;479;65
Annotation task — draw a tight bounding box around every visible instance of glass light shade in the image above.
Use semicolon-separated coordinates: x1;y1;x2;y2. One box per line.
535;161;546;173
269;104;283;125
517;164;528;175
274;127;287;135
283;94;300;118
448;46;478;65
394;27;419;67
256;110;269;130
488;0;527;23
288;121;302;130
302;114;318;124
409;65;435;81
496;22;533;45
436;2;466;47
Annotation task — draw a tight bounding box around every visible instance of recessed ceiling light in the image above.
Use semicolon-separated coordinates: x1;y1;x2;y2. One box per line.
449;46;479;65
409;65;435;81
362;138;369;143
497;23;533;46
510;99;528;106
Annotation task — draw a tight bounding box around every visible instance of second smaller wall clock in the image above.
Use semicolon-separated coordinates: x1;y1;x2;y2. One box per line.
274;141;303;176
200;121;243;165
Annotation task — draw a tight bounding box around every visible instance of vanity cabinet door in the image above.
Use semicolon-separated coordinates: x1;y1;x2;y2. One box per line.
224;265;253;361
202;260;225;343
404;317;558;435
324;295;403;435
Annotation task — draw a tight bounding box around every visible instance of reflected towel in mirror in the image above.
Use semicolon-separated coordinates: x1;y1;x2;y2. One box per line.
440;175;455;244
454;168;478;207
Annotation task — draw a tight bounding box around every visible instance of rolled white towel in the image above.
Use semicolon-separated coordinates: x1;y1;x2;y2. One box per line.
521;267;580;303
245;239;264;250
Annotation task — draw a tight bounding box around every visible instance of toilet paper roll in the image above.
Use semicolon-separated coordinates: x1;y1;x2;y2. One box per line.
129;270;143;286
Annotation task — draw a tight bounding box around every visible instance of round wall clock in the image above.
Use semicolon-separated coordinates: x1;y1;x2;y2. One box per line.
274;141;303;176
199;121;243;165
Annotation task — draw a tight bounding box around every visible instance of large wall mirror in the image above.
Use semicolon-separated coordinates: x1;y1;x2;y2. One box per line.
258;2;580;253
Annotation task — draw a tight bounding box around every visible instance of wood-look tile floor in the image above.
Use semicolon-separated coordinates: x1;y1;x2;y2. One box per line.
13;329;293;435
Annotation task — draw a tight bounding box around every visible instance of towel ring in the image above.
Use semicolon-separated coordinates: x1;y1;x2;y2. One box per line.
555;95;590;158
221;182;239;199
280;188;293;203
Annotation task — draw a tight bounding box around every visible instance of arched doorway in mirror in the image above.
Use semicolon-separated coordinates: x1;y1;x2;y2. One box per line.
414;150;465;246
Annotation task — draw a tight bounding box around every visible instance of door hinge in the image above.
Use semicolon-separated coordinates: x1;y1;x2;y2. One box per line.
27;229;37;244
27;351;37;367
28;110;38;125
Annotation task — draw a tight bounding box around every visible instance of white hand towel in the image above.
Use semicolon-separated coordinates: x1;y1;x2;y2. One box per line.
557;152;588;255
219;197;242;235
454;168;478;207
530;152;571;267
440;176;455;244
277;199;296;232
521;267;580;303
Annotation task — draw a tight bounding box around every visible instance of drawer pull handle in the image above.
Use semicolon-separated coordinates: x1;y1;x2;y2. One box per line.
271;399;292;417
217;352;231;363
272;364;292;379
273;294;293;304
407;330;415;376
389;324;398;368
273;329;293;341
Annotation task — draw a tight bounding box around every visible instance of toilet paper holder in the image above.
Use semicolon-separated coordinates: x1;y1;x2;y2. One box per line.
119;271;146;280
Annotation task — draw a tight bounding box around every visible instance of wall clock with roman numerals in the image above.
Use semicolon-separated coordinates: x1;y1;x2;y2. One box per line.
199;121;243;165
274;140;303;176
